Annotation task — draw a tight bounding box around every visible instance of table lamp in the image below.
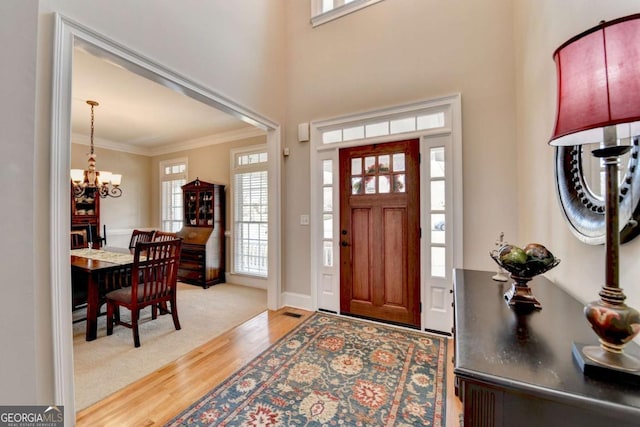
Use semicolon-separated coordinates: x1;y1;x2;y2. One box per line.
549;14;640;375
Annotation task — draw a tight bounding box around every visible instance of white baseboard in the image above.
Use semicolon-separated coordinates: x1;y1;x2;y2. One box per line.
281;291;313;311
225;273;268;290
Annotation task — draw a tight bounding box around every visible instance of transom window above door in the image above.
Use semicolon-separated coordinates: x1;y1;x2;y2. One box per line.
321;110;446;144
350;152;406;195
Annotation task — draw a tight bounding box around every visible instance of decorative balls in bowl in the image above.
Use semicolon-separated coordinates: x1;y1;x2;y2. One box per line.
490;243;560;278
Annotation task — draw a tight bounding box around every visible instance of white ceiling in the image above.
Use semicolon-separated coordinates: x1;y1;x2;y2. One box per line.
71;47;263;156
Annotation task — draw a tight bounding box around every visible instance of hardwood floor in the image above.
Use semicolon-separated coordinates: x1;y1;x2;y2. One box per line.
76;307;462;426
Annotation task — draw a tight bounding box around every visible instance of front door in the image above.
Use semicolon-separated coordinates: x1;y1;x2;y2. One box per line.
339;139;420;328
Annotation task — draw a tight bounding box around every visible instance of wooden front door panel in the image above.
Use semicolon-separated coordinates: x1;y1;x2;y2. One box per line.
383;207;406;307
339;139;420;328
351;208;371;302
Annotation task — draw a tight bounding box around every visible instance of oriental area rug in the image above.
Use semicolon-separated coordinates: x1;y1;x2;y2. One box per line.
166;312;447;427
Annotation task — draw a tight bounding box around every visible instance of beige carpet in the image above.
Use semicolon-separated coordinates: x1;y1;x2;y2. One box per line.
72;282;267;410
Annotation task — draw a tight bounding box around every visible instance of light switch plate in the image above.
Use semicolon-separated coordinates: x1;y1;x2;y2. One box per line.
300;214;310;225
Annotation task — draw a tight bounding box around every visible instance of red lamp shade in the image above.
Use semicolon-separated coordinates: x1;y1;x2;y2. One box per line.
550;13;640;146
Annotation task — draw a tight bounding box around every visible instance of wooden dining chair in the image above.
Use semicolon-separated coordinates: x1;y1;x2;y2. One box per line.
152;230;179;242
150;231;180;315
105;238;182;347
70;229;88;249
128;229;155;251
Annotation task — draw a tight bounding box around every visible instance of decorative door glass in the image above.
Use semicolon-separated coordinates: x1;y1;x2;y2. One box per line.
350;152;406;195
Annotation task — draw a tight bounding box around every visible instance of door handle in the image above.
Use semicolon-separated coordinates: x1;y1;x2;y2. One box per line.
341;240;350;247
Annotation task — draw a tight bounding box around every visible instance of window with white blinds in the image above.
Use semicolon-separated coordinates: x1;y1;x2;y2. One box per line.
233;147;269;277
159;159;187;232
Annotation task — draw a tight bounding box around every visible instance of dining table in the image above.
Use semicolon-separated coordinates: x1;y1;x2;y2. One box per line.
71;247;135;341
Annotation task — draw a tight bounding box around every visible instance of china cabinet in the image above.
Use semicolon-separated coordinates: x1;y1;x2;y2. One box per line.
177;179;225;288
183;177;218;227
71;182;101;249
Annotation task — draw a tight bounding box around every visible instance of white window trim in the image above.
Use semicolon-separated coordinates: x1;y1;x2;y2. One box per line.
311;0;386;27
309;94;463;330
229;144;269;281
159;157;188;232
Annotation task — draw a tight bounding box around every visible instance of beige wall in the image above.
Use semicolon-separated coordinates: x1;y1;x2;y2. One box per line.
514;1;640;330
71;143;153;231
41;0;287;121
0;0;41;405
283;0;519;295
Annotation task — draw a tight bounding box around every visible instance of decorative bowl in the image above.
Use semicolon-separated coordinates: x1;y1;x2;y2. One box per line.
489;251;560;278
489;249;560;311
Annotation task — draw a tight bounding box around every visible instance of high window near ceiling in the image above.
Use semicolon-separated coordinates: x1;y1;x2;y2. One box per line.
160;159;187;232
311;0;385;27
232;146;269;277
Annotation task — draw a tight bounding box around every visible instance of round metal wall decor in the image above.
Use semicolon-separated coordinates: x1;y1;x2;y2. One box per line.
555;136;640;245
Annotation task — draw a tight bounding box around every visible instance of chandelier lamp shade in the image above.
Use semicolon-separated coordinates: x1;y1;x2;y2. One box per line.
71;100;123;199
549;14;640;376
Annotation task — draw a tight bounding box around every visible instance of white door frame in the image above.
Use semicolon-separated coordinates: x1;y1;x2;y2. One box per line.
50;13;282;420
309;94;463;331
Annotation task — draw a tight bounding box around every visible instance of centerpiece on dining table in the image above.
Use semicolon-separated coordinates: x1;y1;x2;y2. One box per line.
490;242;560;312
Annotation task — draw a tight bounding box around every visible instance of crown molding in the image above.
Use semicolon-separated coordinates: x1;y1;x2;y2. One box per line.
71;133;148;156
148;127;266;156
71;127;266;157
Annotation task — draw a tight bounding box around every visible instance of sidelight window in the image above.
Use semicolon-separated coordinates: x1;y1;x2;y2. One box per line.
322;160;334;267
429;147;446;277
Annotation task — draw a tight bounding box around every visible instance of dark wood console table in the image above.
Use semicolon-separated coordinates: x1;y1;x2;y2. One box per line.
453;269;640;427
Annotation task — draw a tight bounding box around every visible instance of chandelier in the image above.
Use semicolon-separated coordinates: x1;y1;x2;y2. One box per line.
70;100;122;198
